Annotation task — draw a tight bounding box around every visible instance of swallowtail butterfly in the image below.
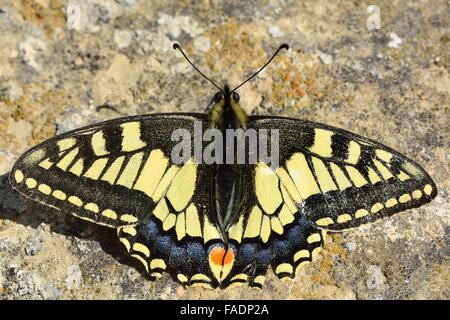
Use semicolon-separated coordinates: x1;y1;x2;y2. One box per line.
9;44;437;289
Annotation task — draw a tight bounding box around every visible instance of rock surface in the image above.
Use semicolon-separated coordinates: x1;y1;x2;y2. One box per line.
0;0;448;299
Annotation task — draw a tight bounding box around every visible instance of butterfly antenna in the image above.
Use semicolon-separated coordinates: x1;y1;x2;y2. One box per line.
231;43;289;93
173;43;224;93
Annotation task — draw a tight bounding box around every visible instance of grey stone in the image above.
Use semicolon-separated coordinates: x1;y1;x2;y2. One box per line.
0;0;446;300
116;0;136;6
387;32;403;48
0;237;13;252
366;265;388;291
18;37;47;72
39;283;62;300
114;30;133;49
65;265;83;289
318;51;333;64
344;242;358;252
193;36;211;52
25;234;43;256
0;174;28;215
16;271;38;296
268;26;284;38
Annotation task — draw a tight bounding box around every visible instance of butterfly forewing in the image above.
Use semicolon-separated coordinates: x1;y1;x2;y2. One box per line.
10;114;206;228
248;116;437;231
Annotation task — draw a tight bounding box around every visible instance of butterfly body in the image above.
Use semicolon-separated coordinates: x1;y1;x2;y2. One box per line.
9;46;437;289
208;85;248;238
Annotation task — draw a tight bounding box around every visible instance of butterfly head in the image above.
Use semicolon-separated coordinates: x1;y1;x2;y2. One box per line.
213;85;240;105
210;84;247;128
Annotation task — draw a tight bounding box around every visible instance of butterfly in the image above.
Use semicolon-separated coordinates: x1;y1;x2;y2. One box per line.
9;43;437;289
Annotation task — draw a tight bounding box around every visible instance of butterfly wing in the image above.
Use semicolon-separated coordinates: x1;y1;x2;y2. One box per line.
117;159;221;287
249;116;437;231
10;113;222;286
221;161;325;287
10;114;202;227
222;115;436;286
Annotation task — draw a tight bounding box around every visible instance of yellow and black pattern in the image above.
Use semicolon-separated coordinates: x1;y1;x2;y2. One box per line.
10;114;208;230
248;116;437;231
10;113;233;288
219;115;436;287
222;160;326;285
11;113;225;286
9;111;437;289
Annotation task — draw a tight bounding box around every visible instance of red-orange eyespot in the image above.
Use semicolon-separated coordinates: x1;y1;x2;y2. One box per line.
209;246;234;266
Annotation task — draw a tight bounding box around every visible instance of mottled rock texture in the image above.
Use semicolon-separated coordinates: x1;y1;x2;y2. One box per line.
0;0;448;299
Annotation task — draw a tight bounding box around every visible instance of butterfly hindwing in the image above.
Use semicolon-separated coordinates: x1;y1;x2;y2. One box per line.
117;158;223;288
248;116;437;231
222;161;325;286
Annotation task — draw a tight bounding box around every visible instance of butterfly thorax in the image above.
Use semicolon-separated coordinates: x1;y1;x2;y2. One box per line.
208;85;249;236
